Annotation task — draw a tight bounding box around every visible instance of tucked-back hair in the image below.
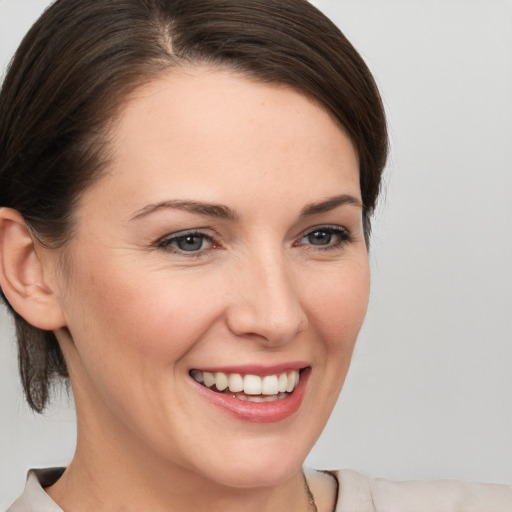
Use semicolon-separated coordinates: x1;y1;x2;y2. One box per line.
0;0;388;412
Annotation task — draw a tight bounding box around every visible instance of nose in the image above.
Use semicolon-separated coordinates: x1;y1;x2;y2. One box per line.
225;249;308;346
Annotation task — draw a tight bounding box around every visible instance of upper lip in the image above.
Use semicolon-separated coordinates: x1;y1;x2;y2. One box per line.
189;362;310;376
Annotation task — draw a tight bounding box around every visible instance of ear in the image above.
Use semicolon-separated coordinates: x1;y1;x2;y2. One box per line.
0;207;66;330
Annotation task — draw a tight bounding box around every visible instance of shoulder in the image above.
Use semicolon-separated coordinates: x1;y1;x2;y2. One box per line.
331;468;512;512
7;468;64;512
9;466;512;512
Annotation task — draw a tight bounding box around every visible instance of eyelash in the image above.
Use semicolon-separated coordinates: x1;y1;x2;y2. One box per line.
157;230;218;257
156;225;352;256
295;225;352;251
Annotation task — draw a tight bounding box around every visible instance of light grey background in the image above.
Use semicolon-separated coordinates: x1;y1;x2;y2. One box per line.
1;0;511;508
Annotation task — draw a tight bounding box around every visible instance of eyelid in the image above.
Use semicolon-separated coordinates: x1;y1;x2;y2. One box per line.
155;224;353;256
156;228;221;256
294;224;353;249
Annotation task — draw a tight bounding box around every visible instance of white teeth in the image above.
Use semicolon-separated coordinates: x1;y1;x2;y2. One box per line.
228;373;244;393
286;373;294;392
215;372;228;391
191;369;302;396
203;372;215;388
278;372;288;393
261;375;279;395
286;370;299;392
244;374;262;395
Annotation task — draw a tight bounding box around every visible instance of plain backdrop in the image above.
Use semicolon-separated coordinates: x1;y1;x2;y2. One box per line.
1;0;511;508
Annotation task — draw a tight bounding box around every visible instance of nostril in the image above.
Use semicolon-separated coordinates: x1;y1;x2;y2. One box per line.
226;303;307;345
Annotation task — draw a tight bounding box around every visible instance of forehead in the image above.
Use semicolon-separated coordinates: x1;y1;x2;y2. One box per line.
79;66;360;217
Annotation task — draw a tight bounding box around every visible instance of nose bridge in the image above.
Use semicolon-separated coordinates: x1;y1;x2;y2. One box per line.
227;243;307;344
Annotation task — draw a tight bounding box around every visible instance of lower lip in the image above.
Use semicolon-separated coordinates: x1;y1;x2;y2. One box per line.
192;368;310;423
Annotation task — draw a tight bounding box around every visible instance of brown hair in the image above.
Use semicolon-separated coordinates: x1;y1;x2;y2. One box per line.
0;0;388;412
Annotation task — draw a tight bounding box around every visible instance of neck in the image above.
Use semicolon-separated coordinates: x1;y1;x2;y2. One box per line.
46;414;310;512
47;458;308;512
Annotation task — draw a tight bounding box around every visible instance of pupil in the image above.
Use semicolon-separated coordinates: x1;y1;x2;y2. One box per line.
178;235;203;251
309;231;331;245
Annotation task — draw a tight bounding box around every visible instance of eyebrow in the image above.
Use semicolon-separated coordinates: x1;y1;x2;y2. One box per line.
300;194;364;217
131;193;363;222
130;200;239;222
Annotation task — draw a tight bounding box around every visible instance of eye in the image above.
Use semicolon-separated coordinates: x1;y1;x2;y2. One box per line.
306;230;335;246
296;226;352;249
157;230;216;255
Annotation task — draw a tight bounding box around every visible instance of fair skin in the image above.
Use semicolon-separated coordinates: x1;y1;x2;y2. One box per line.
0;66;369;512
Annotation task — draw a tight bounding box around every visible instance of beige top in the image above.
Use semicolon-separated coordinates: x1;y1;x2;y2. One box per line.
7;467;512;511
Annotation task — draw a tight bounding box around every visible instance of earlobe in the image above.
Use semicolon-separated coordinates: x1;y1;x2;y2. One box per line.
0;207;66;330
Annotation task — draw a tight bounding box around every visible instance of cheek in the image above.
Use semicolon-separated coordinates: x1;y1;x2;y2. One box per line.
297;257;370;434
304;258;370;353
59;257;227;443
61;256;222;382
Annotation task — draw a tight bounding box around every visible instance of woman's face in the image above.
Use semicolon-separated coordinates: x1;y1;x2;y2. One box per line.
53;67;370;488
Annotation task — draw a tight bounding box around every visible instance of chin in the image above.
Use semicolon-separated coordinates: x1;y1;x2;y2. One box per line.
201;460;302;490
187;436;311;490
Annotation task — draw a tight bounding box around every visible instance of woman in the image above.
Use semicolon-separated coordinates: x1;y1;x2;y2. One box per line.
0;1;510;511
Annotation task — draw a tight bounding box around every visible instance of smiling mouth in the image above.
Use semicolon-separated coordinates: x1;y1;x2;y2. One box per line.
189;369;303;403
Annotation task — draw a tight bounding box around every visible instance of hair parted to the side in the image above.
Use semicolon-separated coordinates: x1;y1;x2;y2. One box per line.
0;0;388;413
